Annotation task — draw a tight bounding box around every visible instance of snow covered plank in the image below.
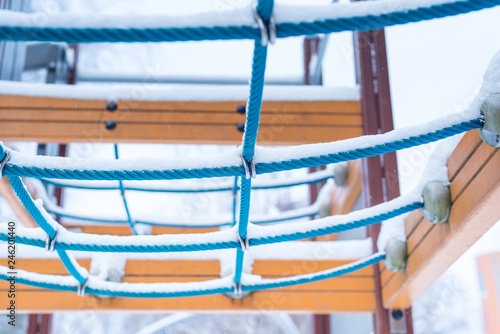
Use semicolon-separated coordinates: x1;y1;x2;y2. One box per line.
65;225;218;236
381;130;500;309
0;94;362;145
0;257;376;312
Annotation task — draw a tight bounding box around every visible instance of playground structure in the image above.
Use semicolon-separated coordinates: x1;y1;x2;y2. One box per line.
0;1;500;333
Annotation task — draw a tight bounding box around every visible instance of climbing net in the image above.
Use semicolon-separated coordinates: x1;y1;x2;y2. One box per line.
0;0;496;299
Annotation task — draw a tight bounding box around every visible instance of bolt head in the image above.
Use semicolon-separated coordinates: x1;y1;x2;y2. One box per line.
105;120;117;130
107;101;118;112
237;122;245;132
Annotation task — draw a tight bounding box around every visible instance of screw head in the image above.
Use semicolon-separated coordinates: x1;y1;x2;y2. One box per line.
237;122;245;132
105;120;117;130
236;104;246;114
391;309;404;321
107;101;118;112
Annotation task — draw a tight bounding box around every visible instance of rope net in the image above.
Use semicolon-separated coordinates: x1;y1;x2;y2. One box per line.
0;0;492;299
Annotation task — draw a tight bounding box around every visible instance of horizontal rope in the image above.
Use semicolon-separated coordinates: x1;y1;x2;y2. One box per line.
2;119;482;181
40;168;333;192
0;201;421;253
0;252;383;298
0;0;498;42
32;177;323;228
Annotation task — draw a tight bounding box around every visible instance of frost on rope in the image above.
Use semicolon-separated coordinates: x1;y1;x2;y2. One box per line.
377;48;500;251
0;0;473;29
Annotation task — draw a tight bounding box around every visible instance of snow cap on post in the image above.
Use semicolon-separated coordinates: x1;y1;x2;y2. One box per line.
479;93;500;148
422;181;451;224
384;238;407;272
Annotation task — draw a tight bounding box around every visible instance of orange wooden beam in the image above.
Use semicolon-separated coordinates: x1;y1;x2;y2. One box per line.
381;130;500;308
0;177;36;227
0;95;362;145
0;258;376;313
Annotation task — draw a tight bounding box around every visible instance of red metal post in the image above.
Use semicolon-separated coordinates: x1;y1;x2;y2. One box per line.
27;314;52;334
355;27;414;334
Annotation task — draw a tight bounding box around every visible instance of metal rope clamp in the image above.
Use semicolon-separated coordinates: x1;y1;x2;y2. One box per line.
45;230;58;252
421;181;451;224
237;231;250;252
0;146;11;179
384;238;407;272
252;2;276;46
232;282;243;299
479;93;500;148
77;279;89;297
241;153;256;179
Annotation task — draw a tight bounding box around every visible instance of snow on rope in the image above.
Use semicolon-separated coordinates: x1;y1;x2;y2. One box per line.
0;0;494;298
0;0;498;43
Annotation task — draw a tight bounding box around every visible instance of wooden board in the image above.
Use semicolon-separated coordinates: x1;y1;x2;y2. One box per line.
381;130;500;308
0;257;376;313
0;95;363;145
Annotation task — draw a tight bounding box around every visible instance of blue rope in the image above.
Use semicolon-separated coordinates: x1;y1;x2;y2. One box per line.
232;176;238;226
9;176;56;239
234;17;270;285
43;201;318;228
8;176;88;285
40;173;332;192
0;0;498;43
243;252;385;291
2;119;482;181
242;41;268;161
0;0;488;299
0;199;420;253
114;145;138;235
0;252;382;298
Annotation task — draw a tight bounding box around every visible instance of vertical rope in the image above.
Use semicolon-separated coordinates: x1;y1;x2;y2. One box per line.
232;176;238;226
234;0;272;288
114;145;138;235
241;41;268;161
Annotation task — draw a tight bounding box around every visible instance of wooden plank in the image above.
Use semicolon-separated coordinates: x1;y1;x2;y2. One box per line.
0;290;376;313
0;258;371;278
0;109;362;127
0;276;374;293
447;130;482;181
382;132;500;308
0;94;363;144
64;225;218;236
449;141;496;203
0;121;362;145
0;95;362;114
0;257;376;312
252;259;374;277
